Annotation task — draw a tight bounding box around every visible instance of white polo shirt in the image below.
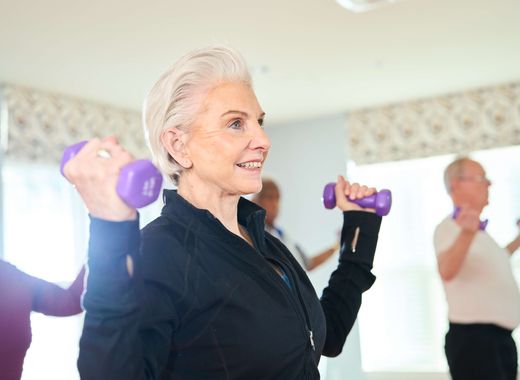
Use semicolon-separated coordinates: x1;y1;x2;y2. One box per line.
434;216;520;330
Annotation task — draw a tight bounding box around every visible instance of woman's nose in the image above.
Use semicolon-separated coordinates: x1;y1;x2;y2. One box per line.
250;124;271;151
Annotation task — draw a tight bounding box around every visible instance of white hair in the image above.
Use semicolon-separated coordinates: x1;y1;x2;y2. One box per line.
143;45;252;185
443;156;472;193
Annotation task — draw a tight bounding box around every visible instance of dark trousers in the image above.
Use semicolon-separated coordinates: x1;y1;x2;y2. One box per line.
445;322;518;380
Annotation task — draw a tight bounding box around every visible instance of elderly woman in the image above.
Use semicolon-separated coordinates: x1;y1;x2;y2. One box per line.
66;46;382;379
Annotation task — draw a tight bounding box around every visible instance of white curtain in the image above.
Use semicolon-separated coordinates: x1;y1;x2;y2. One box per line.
2;161;164;380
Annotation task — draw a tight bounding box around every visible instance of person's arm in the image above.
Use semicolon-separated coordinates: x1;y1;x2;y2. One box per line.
306;241;340;271
437;230;477;281
320;211;381;357
63;138;177;378
78;217;178;380
505;220;520;255
506;236;520;255
437;208;480;281
32;266;85;316
318;176;382;357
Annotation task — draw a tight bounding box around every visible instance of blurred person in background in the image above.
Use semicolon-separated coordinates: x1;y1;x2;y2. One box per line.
434;156;520;380
252;178;339;271
0;260;85;380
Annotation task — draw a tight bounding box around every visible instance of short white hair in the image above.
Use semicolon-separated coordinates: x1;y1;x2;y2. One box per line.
443;156;472;193
143;45;252;185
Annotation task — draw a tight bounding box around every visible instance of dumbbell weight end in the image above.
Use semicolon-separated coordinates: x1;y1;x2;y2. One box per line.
60;141;163;209
322;182;392;216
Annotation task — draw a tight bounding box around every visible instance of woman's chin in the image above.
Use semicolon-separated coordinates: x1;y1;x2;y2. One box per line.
238;180;263;196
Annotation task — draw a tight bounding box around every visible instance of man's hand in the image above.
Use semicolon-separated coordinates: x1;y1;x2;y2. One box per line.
454;206;480;233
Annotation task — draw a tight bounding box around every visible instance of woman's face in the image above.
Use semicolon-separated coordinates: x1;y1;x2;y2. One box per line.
183;82;271;196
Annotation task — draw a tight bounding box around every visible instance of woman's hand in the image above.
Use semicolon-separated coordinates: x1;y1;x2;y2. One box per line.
333;175;377;213
62;136;137;221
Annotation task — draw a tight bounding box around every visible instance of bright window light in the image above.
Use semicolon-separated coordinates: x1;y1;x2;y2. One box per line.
349;145;520;373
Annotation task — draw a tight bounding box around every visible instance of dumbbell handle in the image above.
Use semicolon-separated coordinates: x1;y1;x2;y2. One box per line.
322;182;392;216
61;140;163;209
452;207;488;230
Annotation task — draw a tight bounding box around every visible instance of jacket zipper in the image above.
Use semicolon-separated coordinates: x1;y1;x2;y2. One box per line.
230;227;316;353
272;258;315;351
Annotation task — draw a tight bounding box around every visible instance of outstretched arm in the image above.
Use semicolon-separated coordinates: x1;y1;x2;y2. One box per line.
32;266;85;316
505;220;520;255
305;241;340;271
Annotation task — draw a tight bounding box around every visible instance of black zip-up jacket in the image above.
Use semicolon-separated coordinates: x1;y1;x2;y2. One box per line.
78;190;381;379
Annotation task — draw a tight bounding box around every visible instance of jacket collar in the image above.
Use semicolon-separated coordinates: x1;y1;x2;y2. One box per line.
161;190;267;251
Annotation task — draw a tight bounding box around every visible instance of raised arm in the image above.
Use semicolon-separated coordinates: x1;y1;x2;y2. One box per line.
63;137;175;379
319;176;382;357
78;218;177;380
320;211;381;357
505;220;520;255
437;207;480;281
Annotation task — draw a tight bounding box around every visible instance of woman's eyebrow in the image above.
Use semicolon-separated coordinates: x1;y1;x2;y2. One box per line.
220;110;248;118
220;110;266;119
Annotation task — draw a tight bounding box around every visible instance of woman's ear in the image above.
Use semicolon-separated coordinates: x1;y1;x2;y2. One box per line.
161;128;193;169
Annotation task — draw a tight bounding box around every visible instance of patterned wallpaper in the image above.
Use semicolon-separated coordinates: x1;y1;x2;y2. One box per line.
0;83;148;164
1;81;520;165
347;81;520;164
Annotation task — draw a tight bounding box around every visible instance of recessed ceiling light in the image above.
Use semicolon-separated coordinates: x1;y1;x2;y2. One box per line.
336;0;402;13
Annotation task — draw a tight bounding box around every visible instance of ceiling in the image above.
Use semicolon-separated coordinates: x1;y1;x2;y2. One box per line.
1;0;519;125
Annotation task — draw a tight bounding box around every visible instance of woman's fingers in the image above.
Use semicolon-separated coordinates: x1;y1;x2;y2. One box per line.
65;137;137;221
334;175;377;213
334;176;351;211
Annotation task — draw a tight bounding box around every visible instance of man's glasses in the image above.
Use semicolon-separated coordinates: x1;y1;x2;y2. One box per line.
457;175;492;185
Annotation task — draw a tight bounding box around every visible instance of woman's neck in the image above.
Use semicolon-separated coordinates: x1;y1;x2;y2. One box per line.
177;178;242;236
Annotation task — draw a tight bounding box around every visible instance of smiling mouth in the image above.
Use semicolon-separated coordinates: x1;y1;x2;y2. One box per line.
237;161;262;169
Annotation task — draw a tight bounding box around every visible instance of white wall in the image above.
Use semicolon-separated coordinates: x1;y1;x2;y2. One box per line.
264;114;364;380
264;115;348;256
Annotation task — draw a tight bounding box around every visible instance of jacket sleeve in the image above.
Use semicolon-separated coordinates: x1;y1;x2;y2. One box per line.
78;217;178;380
320;211;381;357
32;266;85;316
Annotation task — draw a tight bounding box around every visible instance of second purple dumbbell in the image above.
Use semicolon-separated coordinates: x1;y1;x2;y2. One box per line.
452;207;488;230
322;182;392;216
61;141;163;209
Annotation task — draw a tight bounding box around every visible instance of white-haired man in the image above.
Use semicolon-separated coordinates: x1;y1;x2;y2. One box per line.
434;156;520;380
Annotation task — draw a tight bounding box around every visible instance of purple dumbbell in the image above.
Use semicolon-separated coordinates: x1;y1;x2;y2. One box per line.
322;182;392;216
60;141;163;208
452;207;488;230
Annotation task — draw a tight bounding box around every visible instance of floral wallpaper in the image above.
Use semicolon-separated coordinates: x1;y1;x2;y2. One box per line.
0;83;148;163
347;81;520;164
1;81;520;165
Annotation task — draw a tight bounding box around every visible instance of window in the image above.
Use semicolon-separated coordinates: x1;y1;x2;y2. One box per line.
3;162;87;380
2;160;164;380
350;145;520;373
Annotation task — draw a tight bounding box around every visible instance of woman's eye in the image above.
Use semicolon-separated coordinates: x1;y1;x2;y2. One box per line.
229;120;243;130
